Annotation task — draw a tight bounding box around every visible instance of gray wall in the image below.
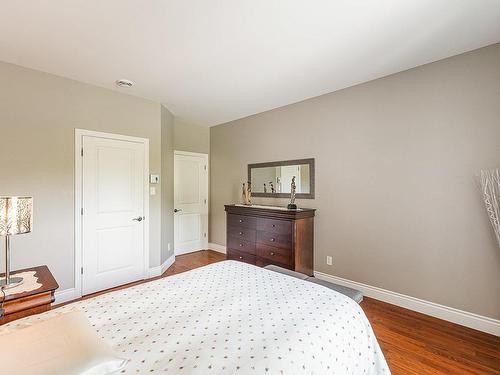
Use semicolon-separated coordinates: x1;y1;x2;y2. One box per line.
161;106;175;263
174;118;210;154
210;43;500;319
0;61;164;291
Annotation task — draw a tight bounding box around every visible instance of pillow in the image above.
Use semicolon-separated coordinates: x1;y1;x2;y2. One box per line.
0;311;127;375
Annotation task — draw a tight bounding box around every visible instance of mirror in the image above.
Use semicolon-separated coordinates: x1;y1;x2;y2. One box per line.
248;158;315;199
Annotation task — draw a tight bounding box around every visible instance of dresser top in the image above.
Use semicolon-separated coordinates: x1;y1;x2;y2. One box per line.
225;204;315;219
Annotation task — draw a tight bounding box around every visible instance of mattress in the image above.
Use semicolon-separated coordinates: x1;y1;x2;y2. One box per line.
3;260;390;374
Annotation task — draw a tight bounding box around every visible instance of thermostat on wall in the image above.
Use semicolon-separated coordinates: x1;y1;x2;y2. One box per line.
150;174;160;184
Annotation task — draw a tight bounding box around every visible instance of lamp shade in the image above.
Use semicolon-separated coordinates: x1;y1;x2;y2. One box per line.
0;196;33;236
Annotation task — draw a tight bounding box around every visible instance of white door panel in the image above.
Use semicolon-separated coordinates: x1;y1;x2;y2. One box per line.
178;159;201;204
179;214;201;241
82;136;146;295
174;152;208;255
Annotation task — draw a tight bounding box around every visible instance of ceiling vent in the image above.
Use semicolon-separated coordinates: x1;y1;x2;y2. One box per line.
115;79;133;88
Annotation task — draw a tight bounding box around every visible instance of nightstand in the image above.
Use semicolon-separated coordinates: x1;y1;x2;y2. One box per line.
0;265;59;325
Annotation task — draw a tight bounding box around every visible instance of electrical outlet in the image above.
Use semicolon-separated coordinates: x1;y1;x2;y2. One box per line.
326;256;333;266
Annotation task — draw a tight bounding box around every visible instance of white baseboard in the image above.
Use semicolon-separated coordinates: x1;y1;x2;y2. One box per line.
161;254;175;274
148;265;162;278
149;254;176;278
314;271;500;337
208;242;226;254
54;288;79;305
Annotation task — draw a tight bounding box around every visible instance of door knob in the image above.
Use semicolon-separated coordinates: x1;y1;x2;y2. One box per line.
132;216;143;222
174;208;182;213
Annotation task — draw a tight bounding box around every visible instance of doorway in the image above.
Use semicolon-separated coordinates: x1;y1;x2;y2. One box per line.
75;129;149;296
174;151;208;255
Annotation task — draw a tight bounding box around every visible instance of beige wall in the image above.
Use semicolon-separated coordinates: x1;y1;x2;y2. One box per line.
0;61;164;291
210;43;500;319
174;118;210;154
161;106;175;263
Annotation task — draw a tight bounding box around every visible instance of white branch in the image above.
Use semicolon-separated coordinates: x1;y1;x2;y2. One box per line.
480;169;500;248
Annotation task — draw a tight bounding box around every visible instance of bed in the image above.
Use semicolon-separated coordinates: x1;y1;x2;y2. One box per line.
3;260;390;374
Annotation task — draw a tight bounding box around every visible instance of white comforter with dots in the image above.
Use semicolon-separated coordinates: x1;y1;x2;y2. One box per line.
5;261;390;374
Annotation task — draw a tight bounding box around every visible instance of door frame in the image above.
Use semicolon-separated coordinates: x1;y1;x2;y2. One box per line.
174;150;209;255
74;129;150;299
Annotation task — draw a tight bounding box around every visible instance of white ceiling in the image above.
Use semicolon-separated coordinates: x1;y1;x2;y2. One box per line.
1;1;500;126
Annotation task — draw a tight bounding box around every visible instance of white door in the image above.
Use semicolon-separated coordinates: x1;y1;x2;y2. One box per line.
82;135;147;295
174;151;208;255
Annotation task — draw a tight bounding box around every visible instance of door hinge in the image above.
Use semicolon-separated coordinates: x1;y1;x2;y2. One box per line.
204;232;207;238
81;148;83;157
204;198;207;204
204;165;207;171
81;267;84;275
81;207;83;215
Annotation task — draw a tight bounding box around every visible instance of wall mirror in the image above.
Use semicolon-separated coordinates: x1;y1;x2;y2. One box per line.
248;158;315;199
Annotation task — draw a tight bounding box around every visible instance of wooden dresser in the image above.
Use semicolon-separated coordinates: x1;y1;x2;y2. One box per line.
224;204;315;276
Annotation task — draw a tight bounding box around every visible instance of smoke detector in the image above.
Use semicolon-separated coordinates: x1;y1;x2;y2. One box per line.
115;79;133;88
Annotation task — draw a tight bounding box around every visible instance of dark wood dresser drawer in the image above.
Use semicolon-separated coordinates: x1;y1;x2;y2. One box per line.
256;244;292;266
256;231;292;250
256;218;292;235
227;213;256;229
228;226;256;242
227;237;256;255
227;249;256;265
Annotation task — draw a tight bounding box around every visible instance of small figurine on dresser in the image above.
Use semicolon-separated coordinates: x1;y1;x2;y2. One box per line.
263;183;267;193
269;181;275;194
242;181;252;205
287;176;297;209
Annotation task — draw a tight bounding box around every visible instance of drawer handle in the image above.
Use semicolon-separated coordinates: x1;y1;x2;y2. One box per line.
239;256;243;259
239;219;243;223
270;238;275;242
239;243;243;247
270;251;275;256
272;224;276;228
239;231;243;235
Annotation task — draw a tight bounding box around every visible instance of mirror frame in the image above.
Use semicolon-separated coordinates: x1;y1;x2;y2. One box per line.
248;158;315;199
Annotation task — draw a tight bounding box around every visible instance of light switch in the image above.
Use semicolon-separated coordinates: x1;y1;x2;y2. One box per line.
150;187;156;195
150;174;160;184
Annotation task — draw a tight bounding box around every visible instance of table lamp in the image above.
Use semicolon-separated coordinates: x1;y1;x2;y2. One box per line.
0;196;33;288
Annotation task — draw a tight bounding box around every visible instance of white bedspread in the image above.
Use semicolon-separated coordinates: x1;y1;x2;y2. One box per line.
4;261;390;374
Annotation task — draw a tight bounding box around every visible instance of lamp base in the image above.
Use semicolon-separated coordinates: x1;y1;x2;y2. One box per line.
0;277;23;289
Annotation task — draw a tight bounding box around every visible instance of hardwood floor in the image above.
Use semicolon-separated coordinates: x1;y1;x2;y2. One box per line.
162;249;225;276
58;250;500;374
362;297;500;375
